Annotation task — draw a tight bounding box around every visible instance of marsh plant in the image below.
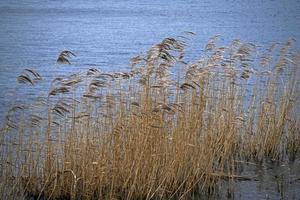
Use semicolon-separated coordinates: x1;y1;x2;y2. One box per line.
0;33;299;199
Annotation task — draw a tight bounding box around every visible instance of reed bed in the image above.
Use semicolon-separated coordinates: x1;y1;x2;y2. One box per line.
0;34;299;199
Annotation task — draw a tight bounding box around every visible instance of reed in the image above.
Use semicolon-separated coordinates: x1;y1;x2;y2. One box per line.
0;33;299;199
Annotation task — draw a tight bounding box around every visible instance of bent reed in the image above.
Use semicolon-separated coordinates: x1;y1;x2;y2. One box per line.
0;33;299;199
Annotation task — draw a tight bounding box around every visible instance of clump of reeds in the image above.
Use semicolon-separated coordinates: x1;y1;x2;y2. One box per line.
0;33;299;200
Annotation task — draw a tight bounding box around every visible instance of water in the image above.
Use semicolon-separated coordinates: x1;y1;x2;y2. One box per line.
217;160;300;200
1;0;300;115
0;0;300;199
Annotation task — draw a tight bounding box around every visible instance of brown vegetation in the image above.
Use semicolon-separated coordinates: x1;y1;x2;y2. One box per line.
0;33;299;199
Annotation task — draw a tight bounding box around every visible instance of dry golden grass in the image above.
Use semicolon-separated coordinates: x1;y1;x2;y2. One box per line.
0;34;299;199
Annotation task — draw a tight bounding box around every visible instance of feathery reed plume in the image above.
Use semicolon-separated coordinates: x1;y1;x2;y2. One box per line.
87;68;100;76
17;74;34;85
205;35;220;52
56;50;76;64
48;86;70;96
24;69;42;80
17;69;42;85
52;100;72;117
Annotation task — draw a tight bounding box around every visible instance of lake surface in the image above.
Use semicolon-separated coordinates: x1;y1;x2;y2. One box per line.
1;0;300;115
0;1;300;199
217;160;300;200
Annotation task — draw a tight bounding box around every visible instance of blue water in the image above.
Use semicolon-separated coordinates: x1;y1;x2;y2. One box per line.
1;0;300;113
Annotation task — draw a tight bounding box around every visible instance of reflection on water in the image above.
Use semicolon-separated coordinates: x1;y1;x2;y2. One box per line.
210;160;300;200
